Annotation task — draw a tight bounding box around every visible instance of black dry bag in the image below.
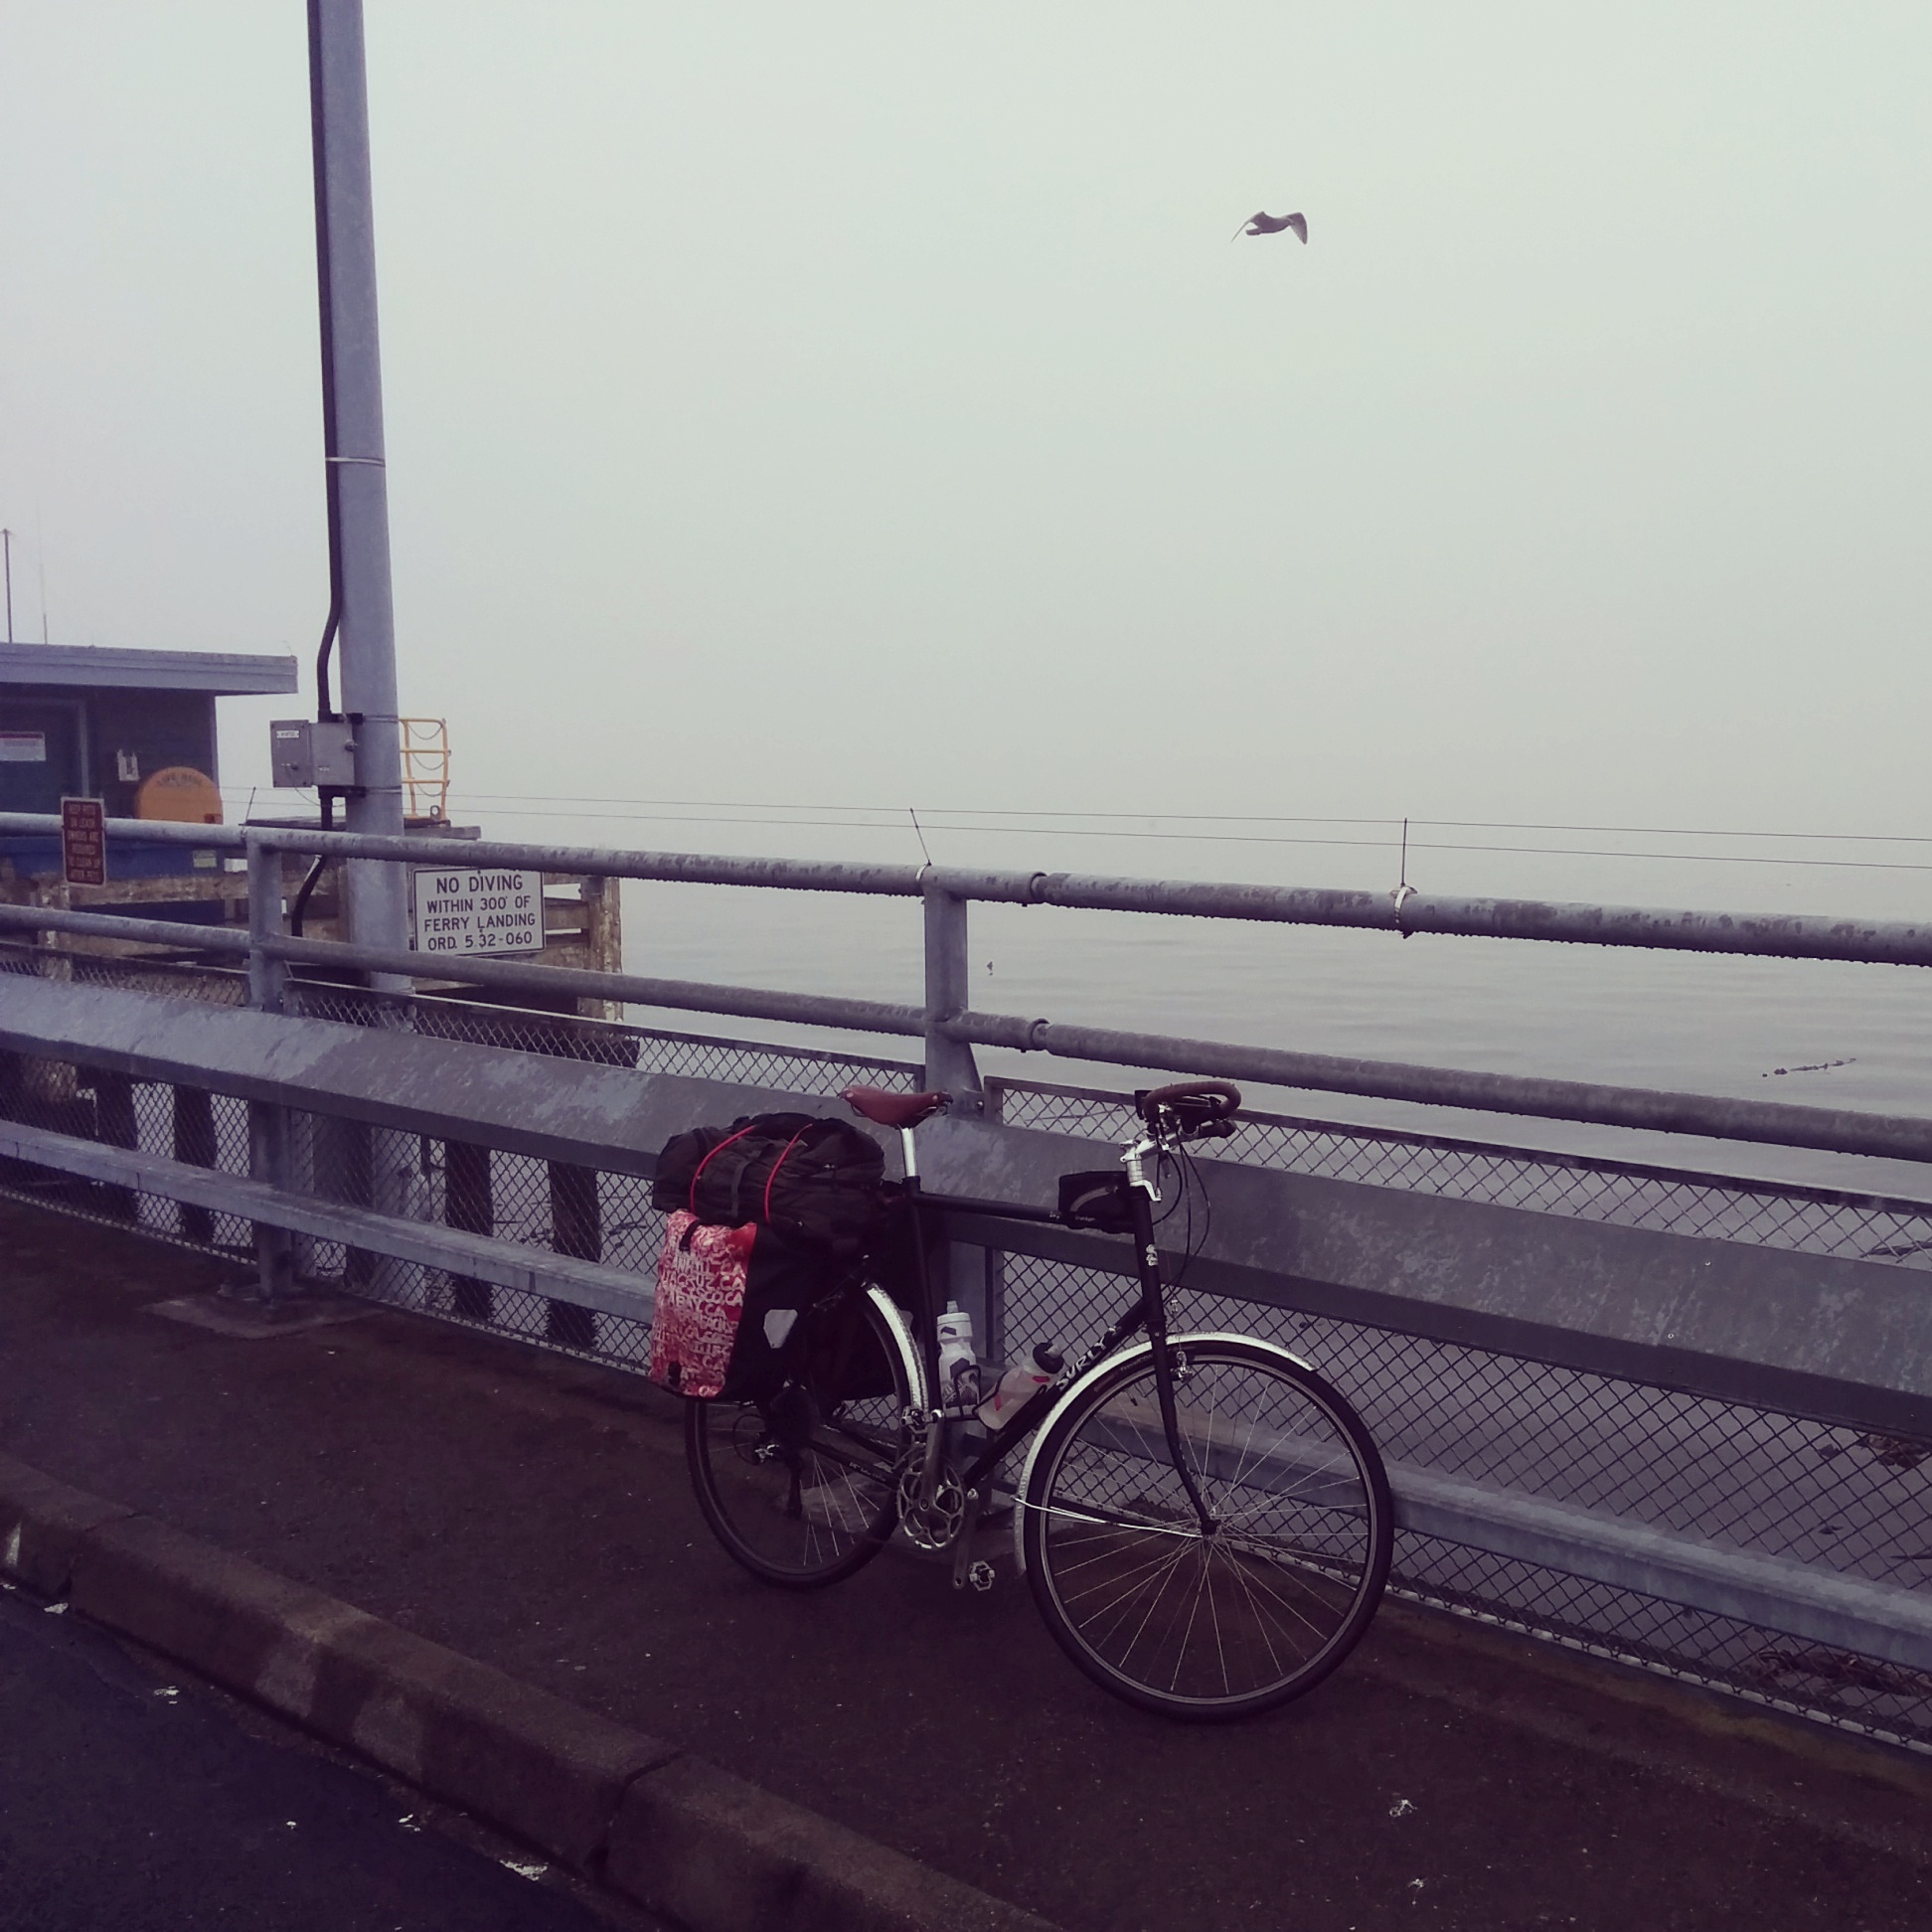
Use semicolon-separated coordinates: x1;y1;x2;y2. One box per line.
652;1112;886;1257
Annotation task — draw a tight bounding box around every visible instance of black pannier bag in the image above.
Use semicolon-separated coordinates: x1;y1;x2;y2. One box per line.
651;1112;886;1257
650;1113;888;1402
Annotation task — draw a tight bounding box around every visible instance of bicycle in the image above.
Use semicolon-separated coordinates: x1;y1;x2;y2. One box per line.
683;1079;1393;1720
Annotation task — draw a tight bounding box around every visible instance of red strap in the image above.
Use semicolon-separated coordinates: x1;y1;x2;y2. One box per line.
689;1125;757;1216
762;1127;811;1223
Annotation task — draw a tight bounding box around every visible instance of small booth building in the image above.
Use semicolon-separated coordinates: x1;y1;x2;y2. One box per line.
0;642;298;897
0;640;621;1001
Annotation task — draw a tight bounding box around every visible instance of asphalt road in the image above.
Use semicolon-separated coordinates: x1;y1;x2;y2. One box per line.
7;1200;1932;1932
0;1585;636;1932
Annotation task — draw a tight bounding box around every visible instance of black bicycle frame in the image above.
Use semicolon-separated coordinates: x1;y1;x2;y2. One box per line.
904;1180;1216;1529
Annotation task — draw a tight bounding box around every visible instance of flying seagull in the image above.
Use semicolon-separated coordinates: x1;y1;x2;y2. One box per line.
1232;211;1307;242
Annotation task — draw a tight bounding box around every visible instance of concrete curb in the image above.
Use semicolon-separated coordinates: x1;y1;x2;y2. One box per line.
608;1755;1047;1932
0;1452;1060;1932
0;1452;133;1596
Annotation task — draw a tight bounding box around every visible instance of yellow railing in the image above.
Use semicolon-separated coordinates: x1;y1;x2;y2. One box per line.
399;718;450;823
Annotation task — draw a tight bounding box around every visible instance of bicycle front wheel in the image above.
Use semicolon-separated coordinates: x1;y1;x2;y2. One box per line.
686;1288;914;1589
1021;1339;1391;1719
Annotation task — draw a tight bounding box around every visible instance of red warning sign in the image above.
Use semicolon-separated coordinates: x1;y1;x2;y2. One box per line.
61;796;106;887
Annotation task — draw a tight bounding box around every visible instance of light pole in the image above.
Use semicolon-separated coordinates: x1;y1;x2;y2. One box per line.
307;0;406;961
306;0;413;1289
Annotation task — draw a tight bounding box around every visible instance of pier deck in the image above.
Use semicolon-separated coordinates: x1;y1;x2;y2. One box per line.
3;1198;1927;1931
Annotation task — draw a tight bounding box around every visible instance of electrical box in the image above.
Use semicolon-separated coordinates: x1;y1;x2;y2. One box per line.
269;719;359;790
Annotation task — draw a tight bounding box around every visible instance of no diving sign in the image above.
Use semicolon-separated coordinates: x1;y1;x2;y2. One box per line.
410;866;545;957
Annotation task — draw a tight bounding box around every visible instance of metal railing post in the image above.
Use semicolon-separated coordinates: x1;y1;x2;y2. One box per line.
546;1162;600;1349
247;1103;295;1306
92;1072;140;1223
172;1087;218;1245
922;880;990;1368
444;1138;495;1322
921;882;981;1109
246;836;288;1017
244;833;294;1304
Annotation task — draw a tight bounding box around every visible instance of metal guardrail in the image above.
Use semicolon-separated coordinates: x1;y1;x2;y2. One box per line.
9;811;1932;1163
5;1096;1929;1686
5;813;1932;1753
2;998;1930;1676
0;1114;658;1324
13;810;1932;966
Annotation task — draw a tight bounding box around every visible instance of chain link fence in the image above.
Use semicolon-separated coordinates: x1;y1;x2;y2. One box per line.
3;940;1929;1751
0;940;258;1259
0;944;918;1375
994;1078;1932;1272
0;936;247;1009
995;1242;1932;1751
992;1079;1932;1751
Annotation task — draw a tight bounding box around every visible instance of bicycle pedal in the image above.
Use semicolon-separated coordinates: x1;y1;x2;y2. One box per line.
968;1560;996;1593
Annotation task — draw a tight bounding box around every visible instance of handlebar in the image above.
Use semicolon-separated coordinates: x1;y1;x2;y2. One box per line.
1139;1080;1241;1117
1136;1080;1242;1138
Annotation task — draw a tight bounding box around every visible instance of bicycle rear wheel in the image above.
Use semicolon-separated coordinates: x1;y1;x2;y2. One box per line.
1021;1339;1391;1719
686;1288;914;1588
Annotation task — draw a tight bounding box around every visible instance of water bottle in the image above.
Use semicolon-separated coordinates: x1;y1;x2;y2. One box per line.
935;1301;980;1411
976;1341;1064;1428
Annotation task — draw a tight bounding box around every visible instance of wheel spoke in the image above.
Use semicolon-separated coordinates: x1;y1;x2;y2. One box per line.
1104;1536;1201;1668
1027;1344;1389;1714
688;1296;912;1588
1210;1537;1325;1658
1052;1527;1198;1622
1176;1546;1223;1696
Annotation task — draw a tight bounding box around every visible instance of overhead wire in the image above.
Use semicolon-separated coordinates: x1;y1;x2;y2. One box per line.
222;785;1932;874
440;791;1932;847
428;802;1932;874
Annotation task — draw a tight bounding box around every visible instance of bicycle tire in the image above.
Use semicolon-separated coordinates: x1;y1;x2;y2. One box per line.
686;1288;914;1589
1021;1338;1392;1719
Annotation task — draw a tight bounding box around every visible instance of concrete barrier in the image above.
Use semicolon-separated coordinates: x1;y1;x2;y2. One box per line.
67;1513;674;1871
0;1452;133;1596
606;1752;1060;1932
0;1452;1060;1930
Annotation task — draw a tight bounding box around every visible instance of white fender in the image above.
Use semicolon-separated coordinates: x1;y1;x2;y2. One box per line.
866;1285;929;1412
1011;1331;1314;1574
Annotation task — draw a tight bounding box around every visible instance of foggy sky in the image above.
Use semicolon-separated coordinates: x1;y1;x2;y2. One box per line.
3;3;1928;914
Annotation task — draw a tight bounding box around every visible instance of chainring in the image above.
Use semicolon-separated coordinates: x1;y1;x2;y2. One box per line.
895;1457;968;1551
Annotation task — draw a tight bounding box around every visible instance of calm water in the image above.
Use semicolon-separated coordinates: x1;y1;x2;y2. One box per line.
617;879;1932;1201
